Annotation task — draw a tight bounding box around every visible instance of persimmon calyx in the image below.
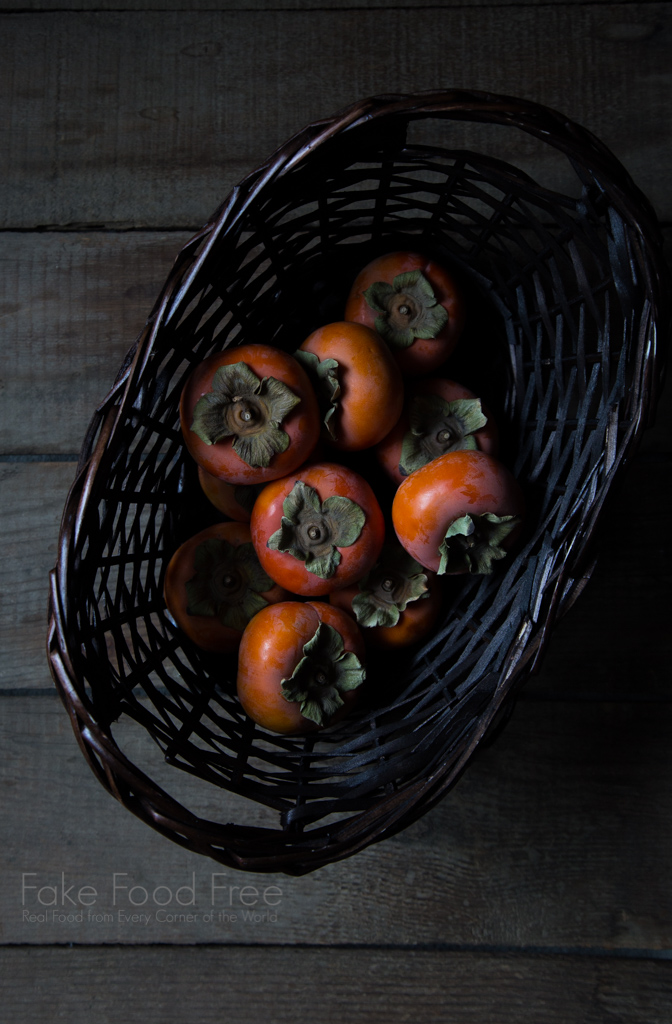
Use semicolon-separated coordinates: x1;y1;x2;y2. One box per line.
190;361;300;467
294;350;341;441
400;395;487;476
267;479;365;579
352;545;429;628
363;270;449;349
185;537;274;631
280;622;365;726
438;513;522;575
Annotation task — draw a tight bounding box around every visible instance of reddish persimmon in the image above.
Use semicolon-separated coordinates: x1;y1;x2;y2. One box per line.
376;377;499;486
163;522;288;653
344;251;466;375
296;321;403;450
180;343;320;485
250;461;385;597
236;600;366;734
330;544;444;649
392;450;525;575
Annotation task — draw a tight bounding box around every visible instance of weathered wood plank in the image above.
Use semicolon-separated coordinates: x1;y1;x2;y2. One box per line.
0;462;76;690
1;947;671;1024
0;232;191;454
528;456;672;699
2;697;671;946
1;7;670;228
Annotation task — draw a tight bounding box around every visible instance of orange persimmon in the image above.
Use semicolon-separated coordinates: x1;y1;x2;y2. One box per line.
296;321;403;450
197;465;262;522
250;461;385;597
236;600;366;734
163;522;288;653
376;376;499;486
180;343;320;485
392;450;525;575
344;251;466;375
330;543;444;649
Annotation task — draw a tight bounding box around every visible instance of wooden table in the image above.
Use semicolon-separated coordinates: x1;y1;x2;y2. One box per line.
1;2;671;1020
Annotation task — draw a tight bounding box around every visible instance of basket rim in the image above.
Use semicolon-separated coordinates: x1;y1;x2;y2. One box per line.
47;89;671;874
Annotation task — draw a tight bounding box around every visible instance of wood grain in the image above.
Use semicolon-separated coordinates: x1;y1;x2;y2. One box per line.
1;946;671;1024
0;463;75;691
528;455;672;700
0;232;191;454
2;696;672;946
0;7;670;228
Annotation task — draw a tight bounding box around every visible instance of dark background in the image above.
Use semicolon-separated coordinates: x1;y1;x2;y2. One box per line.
1;1;671;1019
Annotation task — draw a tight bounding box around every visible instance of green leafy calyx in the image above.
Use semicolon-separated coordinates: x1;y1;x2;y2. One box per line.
281;621;365;726
190;361;300;468
437;513;521;575
185;537;274;631
363;270;449;350
400;394;488;476
351;545;430;628
266;479;365;579
293;349;341;442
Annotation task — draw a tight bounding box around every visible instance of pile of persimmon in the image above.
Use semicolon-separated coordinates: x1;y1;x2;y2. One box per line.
164;250;525;735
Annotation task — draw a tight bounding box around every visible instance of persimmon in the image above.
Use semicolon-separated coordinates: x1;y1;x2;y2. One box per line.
236;600;366;734
163;522;288;653
376;377;499;486
197;465;263;522
295;321;403;450
330;544;443;649
344;251;466;375
392;450;525;575
180;343;320;485
250;461;385;597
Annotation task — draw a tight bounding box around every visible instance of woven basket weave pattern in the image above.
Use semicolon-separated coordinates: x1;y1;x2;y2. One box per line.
48;91;669;874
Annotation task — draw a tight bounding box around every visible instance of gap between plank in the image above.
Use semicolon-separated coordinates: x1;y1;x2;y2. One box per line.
2;2;660;18
0;455;80;463
1;939;671;959
0;225;202;233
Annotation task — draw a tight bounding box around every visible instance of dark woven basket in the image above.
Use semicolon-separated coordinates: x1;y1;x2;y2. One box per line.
48;90;670;875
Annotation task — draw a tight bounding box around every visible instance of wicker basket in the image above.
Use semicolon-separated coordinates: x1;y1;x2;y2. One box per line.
48;90;670;875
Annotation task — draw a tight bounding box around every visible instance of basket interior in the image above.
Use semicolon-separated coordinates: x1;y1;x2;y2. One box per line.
67;116;651;840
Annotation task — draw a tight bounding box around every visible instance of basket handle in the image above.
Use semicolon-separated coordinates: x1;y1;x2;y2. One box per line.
171;90;667;318
189;88;667;406
230;89;663;244
152;90;667;422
